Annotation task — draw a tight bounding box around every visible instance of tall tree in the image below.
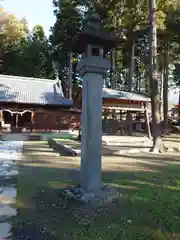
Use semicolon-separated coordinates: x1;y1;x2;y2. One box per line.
0;9;55;79
148;0;167;152
26;25;55;79
158;3;180;132
0;10;29;75
50;0;86;95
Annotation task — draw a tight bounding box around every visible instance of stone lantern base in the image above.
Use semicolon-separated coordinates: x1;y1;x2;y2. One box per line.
59;184;121;207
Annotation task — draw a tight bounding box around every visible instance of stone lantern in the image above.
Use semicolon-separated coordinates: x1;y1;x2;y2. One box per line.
74;14;119;192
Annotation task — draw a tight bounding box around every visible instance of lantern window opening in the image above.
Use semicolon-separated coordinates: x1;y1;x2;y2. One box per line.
91;47;100;56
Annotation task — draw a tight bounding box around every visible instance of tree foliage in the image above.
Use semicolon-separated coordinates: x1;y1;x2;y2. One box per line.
50;0;180;91
1;0;180;105
0;8;55;79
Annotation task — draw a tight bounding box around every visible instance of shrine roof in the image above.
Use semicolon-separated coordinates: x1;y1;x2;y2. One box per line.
103;88;150;102
0;75;72;106
76;86;150;102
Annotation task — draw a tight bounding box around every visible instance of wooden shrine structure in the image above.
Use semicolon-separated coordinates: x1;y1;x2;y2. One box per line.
73;86;151;136
0;75;80;133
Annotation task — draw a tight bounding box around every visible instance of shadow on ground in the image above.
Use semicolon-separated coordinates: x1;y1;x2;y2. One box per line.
9;142;180;240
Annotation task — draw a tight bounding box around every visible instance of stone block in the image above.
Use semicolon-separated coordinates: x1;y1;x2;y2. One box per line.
61;185;120;207
0;222;11;238
28;135;41;141
48;138;77;156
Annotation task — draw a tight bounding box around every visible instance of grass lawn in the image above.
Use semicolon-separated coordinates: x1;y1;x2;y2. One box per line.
11;141;180;240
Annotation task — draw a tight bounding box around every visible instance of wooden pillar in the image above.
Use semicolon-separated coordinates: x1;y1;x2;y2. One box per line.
11;112;13;126
126;111;133;136
31;112;35;123
136;111;143;131
0;110;2;128
15;114;18;128
31;112;35;131
0;110;2;121
103;109;107;133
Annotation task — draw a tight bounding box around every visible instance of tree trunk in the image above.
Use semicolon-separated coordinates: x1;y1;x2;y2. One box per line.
159;67;163;120
145;70;150;95
68;51;73;100
163;45;169;134
178;89;180;125
110;48;116;89
145;106;152;138
63;58;69;98
149;0;165;153
128;36;135;92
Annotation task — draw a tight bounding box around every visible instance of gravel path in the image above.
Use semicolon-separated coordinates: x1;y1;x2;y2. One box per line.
0;139;23;239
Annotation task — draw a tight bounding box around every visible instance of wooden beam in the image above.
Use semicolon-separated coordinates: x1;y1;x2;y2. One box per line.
2;109;32;115
102;106;150;112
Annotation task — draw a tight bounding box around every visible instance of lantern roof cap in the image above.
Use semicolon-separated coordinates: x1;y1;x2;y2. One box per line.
73;13;120;54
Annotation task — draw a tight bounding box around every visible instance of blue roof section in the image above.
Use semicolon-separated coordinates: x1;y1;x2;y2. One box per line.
0;75;72;106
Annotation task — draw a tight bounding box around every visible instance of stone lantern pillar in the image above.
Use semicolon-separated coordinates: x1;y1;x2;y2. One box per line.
74;14;119;192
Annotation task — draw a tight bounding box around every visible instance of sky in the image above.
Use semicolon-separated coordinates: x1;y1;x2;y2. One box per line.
3;0;56;36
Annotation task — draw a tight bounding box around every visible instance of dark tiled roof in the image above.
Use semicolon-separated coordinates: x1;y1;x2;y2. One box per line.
0;75;72;106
